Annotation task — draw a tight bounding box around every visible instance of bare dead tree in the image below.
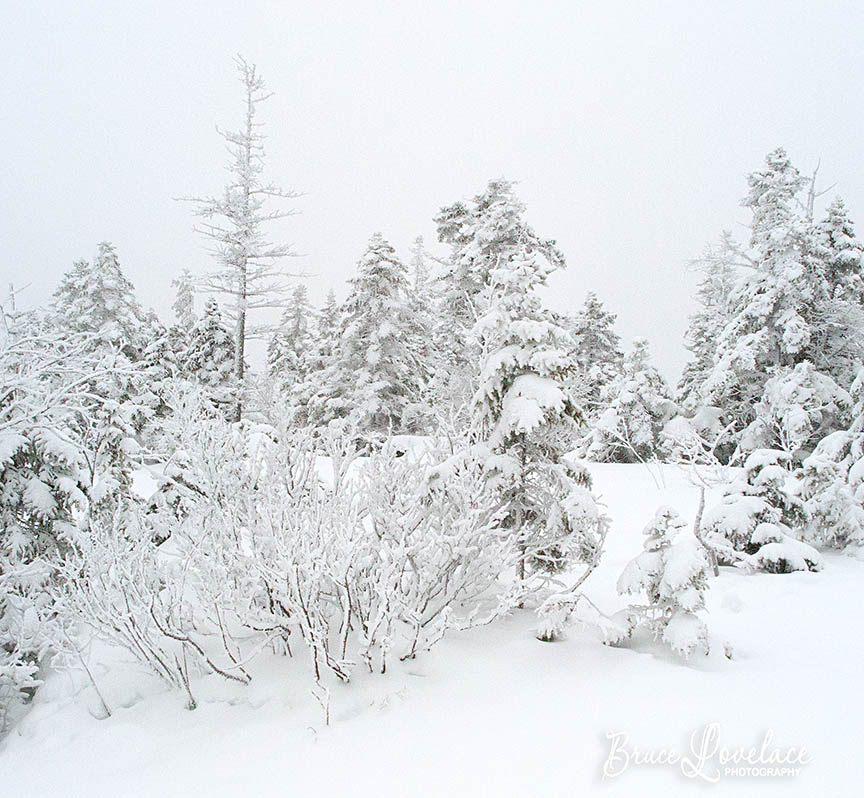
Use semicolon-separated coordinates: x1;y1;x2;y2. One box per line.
803;158;835;222
180;55;301;420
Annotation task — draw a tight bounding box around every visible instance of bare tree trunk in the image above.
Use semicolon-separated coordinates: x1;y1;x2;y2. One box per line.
234;283;246;422
692;486;719;576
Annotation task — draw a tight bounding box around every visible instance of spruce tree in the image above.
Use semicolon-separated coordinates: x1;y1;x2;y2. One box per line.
49;243;149;513
0;310;90;728
677;237;738;412
51;242;147;359
586;338;676;463
807;198;864;386
409;235;431;294
701;149;858;440
184;297;236;412
168;269;196;358
310;235;428;440
570;291;623;420
267;283;314;392
171;269;197;333
817;198;864;304
703;449;822;573
433;179;565;425
290;289;341;428
315;289;340;366
799;366;864;548
672;149;864;469
472;239;604;579
616;507;711;658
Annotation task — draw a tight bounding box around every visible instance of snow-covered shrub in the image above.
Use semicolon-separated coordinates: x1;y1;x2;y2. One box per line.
0;312;94;729
799;452;864;549
357;446;519;662
797;367;864;548
536;588;631;645
59;502;250;711
0;571;54;732
615;507;711;658
702;450;822;573
109;398;520;702
143;382;249;530
235;435;519;680
744;522;824;574
661;406;729;468
739;362;850;464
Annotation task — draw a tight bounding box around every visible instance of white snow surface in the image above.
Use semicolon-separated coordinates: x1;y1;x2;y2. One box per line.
2;463;861;796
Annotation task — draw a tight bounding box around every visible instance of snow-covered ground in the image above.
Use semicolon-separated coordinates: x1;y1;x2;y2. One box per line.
3;463;861;797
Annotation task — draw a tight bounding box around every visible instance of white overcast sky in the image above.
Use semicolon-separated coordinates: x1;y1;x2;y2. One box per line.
3;0;863;378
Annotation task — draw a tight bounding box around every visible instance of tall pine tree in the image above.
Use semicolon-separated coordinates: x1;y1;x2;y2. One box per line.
695;150;864;453
49;243;150;512
433;179;565;426
471;210;604;579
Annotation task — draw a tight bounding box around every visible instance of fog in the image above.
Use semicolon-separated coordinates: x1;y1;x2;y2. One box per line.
3;0;863;378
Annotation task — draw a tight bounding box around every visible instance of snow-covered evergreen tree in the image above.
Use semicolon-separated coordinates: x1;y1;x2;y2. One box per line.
697;150;864;451
817;197;864;305
136;310;183;457
51;242;147;360
807;198;864;386
314;290;340;366
433;179;566;421
183;297;236;412
309;235;428;440
48;244;150;514
702;449;822;573
739;361;850;463
585;338;676;463
0;308;91;728
616;507;711;658
402;237;439;433
140;309;177;391
167;269;197;365
569;291;623;421
171;269;197;333
289;289;341;428
702;150;814;433
472;241;605;578
678;237;738;412
267;283;314;392
798;366;864;548
409;234;430;294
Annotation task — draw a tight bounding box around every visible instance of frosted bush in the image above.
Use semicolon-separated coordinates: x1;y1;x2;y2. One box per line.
615;506;711;658
702;450;822;573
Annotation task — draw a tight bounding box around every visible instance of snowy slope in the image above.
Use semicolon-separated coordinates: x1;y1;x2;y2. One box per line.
2;463;861;797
